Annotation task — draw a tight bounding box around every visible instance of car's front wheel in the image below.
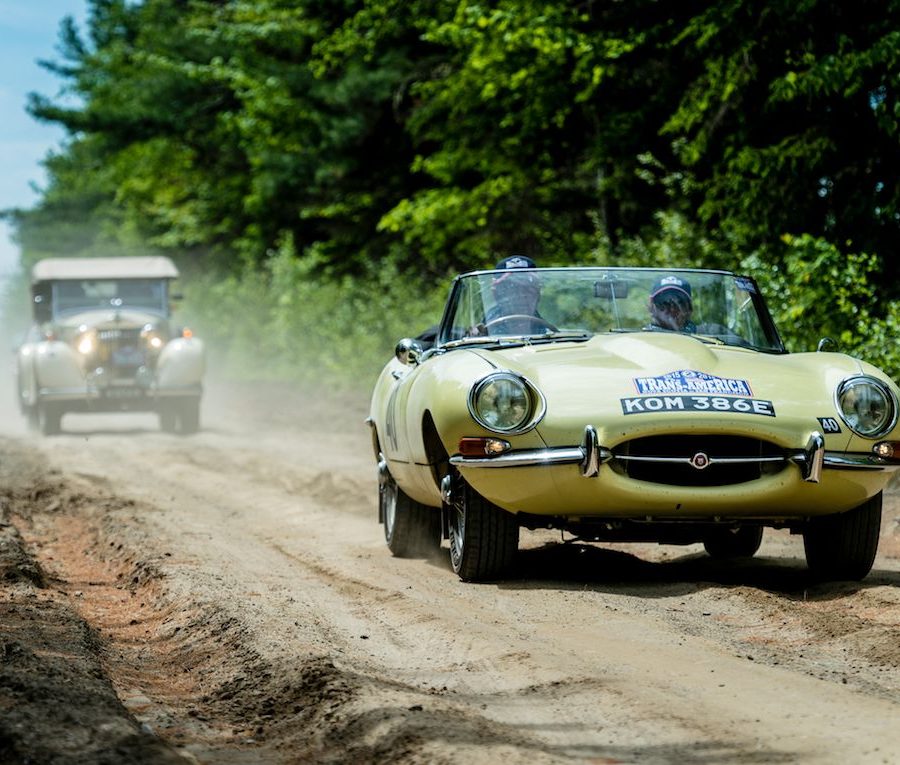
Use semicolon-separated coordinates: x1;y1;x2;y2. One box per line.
449;479;519;582
703;526;763;559
38;402;63;436
158;398;201;435
177;397;200;435
803;493;882;581
24;405;40;432
381;471;440;558
158;404;177;433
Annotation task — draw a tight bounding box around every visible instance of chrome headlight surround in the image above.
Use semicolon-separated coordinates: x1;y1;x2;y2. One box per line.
835;375;898;439
467;372;546;434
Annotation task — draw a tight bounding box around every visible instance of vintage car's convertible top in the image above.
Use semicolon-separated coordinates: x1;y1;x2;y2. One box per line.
17;256;205;435
369;266;900;582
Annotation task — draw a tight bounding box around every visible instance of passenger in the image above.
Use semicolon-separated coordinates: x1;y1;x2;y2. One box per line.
648;275;697;332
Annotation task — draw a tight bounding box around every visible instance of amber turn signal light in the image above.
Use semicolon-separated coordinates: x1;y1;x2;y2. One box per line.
873;441;898;459
458;437;511;457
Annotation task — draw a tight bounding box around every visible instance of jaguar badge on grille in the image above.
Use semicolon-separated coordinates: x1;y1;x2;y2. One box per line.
690;452;711;470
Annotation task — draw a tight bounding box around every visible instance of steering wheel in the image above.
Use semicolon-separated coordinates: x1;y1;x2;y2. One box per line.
483;314;558;333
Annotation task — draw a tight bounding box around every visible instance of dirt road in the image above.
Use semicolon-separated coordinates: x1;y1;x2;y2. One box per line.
2;374;900;764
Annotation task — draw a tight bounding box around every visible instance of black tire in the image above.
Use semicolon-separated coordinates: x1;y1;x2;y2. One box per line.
703;526;763;559
381;473;441;557
803;492;882;581
24;406;40;432
449;479;519;582
158;403;178;433
159;398;200;435
177;397;201;435
38;402;63;436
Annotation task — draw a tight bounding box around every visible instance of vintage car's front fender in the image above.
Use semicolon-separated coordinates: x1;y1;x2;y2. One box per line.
16;343;40;409
371;347;555;507
29;340;87;396
156;337;205;394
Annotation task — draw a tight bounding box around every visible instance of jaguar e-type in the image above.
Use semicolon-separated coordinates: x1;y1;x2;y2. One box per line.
368;267;900;582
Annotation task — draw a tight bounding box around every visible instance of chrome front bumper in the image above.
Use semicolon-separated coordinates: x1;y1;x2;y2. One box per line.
448;426;900;484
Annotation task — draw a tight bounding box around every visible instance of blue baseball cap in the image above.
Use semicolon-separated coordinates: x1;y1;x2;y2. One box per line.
650;275;692;304
494;255;537;270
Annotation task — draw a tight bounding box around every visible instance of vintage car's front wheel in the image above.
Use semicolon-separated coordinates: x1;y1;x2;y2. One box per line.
23;405;40;432
703;526;763;559
803;493;882;581
38;403;64;436
158;398;201;435
449;480;519;582
381;473;440;558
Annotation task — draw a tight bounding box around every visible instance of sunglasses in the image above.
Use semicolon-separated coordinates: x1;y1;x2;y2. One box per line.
654;296;691;311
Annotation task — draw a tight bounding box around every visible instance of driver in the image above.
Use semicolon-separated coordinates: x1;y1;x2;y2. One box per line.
488;256;541;319
648;275;697;332
481;256;552;334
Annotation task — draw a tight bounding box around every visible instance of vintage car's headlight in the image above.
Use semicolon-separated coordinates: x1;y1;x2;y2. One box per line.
468;372;545;434
836;376;897;438
141;323;166;350
76;332;95;355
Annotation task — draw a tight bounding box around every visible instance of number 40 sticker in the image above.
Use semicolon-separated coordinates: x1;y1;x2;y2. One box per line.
818;417;842;434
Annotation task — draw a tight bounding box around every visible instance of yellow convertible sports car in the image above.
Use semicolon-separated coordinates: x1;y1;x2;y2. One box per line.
369;266;900;582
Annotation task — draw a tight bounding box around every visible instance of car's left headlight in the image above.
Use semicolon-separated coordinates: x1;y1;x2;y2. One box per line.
468;372;545;434
141;323;166;351
836;376;898;438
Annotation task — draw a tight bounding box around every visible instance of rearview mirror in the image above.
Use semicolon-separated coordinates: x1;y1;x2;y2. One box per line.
593;279;630;299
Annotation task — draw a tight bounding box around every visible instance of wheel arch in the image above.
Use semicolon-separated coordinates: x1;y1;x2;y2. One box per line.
422;410;452;540
422;410;450;491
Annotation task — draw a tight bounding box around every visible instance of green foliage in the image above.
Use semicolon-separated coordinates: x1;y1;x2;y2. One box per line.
740;235;900;379
181;235;446;391
6;0;900;387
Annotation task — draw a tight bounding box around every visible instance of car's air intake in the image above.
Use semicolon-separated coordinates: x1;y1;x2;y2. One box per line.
612;434;787;486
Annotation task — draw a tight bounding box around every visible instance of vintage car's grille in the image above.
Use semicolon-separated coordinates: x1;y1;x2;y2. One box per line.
96;328;146;375
612;435;787;486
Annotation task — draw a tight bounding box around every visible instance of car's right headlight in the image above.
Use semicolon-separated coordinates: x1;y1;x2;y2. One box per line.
141;323;166;350
836;375;897;438
468;372;545;434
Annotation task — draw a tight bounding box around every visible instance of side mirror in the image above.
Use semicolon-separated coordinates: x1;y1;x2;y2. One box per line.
395;338;423;366
33;294;52;324
816;337;837;352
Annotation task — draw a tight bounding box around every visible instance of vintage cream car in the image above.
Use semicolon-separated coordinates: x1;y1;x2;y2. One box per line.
16;256;204;435
369;266;900;582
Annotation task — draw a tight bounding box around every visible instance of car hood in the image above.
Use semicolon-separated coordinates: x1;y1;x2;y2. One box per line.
469;332;880;448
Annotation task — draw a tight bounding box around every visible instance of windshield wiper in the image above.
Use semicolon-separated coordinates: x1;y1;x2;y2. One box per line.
692;333;726;346
443;330;592;349
527;330;593;344
441;336;525;350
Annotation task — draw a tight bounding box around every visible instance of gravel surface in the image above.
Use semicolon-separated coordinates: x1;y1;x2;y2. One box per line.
1;370;900;764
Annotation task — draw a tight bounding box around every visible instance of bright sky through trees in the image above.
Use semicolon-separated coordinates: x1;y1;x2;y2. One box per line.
0;2;87;279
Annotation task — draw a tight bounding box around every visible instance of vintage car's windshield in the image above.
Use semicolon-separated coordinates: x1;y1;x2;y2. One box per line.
438;267;784;352
50;278;168;317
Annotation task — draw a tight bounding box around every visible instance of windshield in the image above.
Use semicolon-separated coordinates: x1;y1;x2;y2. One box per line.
51;278;168;317
437;268;784;352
